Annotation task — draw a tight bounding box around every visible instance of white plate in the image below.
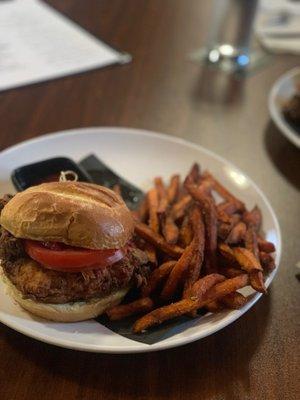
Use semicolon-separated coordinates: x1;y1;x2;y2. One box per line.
269;67;300;148
0;127;281;353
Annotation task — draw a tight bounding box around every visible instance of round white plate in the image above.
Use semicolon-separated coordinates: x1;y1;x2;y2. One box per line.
269;67;300;148
0;127;281;353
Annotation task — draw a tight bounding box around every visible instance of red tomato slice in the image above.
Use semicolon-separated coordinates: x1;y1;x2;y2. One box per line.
24;240;125;272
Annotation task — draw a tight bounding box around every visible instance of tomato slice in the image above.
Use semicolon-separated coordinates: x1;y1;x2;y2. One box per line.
24;240;125;272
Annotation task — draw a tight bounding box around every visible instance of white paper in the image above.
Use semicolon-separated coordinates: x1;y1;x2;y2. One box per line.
0;0;130;91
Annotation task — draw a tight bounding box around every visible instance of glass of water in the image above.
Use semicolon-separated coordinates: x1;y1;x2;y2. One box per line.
192;0;265;73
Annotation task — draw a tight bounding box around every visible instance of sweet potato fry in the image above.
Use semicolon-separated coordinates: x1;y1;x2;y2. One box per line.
133;298;198;333
220;292;247;309
244;226;259;259
155;177;169;215
233;247;263;272
249;271;266;293
154;177;165;199
147;188;159;233
218;243;236;263
183;252;202;302
167;174;180;204
197;179;214;196
218;214;241;240
135;222;184;258
217;208;231;224
190;273;226;299
143;241;157;265
133;274;248;332
199;274;249;302
171;195;192;220
218;266;244;278
217;201;240;215
225;222;247;244
161;239;197;301
178;215;193;247
218;223;231;240
135;197;149;223
184;162;201;186
134;273;224;332
244;227;266;292
183;207;205;297
260;251;276;272
107;297;154;321
203;171;245;212
206;300;224;312
257;237;275;253
141;261;176;297
112;184;121;196
161;213;179;244
186;185;218;272
242;206;262;232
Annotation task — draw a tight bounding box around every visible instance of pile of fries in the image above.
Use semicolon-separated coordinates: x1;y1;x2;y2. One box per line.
106;164;276;333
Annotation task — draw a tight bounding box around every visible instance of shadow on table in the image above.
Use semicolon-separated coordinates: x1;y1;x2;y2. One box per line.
2;291;272;400
191;65;245;106
264;120;300;191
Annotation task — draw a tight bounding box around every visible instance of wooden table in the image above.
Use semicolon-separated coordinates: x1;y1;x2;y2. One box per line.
0;1;299;399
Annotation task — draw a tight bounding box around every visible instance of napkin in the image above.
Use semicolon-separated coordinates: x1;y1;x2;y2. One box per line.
256;0;300;54
0;0;131;92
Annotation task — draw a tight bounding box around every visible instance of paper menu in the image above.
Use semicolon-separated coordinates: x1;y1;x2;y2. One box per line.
0;0;131;92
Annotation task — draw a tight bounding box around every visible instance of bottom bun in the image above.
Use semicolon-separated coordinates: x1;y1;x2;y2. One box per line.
2;274;129;322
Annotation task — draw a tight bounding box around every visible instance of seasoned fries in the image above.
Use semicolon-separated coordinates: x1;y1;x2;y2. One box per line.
133;298;198;333
218;243;236;263
244;226;266;292
147;188;159;233
257;237;275;253
161;213;179;244
161;239;197;301
260;251;276;271
184;162;201;186
107;298;154;321
232;247;263;272
112;184;121;196
134;273;225;333
186;184;218;272
249;270;266;294
155;177;168;215
219;266;244;278
190;273;225;299
143;241;157;266
167;174;180;204
171;195;192;220
183;206;205;296
225;221;246;244
135;222;184;258
109;164;276;333
243;206;262;231
178;215;193;247
141;261;176;297
133;274;249;332
207;292;247;311
203;171;245;212
135;197;149;222
220;292;247;309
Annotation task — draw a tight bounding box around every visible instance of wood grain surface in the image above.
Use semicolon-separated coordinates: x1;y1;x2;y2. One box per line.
0;1;299;399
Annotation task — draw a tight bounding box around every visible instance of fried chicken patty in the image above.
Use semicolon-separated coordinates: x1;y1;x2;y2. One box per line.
0;229;149;304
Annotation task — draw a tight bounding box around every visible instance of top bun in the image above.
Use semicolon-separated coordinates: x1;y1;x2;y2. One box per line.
0;182;134;249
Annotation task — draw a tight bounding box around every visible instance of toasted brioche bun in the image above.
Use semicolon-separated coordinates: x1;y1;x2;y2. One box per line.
0;182;134;249
1;273;128;322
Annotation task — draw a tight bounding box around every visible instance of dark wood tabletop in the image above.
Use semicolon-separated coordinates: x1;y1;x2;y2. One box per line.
0;1;299;399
